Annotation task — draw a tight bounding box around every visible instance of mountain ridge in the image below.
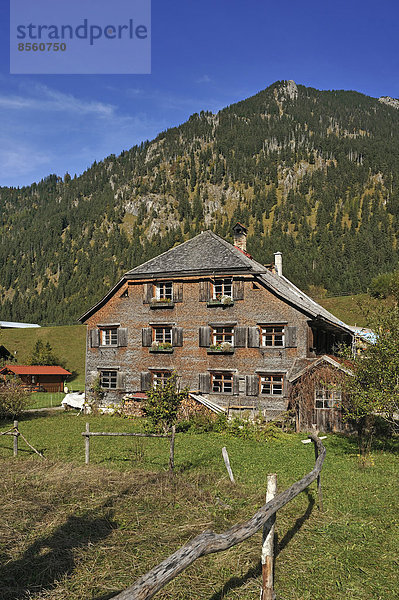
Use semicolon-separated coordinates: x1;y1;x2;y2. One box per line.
1;80;398;324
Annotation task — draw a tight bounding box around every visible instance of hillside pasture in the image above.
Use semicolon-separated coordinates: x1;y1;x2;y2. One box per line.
0;412;397;600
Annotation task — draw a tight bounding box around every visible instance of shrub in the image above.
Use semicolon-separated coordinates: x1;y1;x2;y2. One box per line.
0;375;30;419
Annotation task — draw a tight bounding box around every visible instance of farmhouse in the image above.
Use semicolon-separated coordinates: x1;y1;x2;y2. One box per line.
0;365;71;392
79;225;354;430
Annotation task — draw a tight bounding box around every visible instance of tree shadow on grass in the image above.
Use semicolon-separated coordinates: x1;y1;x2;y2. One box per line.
0;512;116;600
208;489;315;600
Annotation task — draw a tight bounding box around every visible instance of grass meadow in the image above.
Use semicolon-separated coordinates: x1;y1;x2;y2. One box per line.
0;412;397;600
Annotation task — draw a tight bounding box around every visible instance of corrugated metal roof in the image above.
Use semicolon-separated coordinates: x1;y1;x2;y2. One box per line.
0;321;40;328
0;365;71;375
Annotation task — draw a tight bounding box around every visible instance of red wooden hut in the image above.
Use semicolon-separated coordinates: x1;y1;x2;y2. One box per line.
0;365;71;393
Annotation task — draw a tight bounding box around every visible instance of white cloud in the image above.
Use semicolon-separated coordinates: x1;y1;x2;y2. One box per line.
0;84;115;117
195;74;211;84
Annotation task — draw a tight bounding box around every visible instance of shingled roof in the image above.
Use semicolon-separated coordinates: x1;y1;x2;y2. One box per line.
79;230;352;334
125;231;264;276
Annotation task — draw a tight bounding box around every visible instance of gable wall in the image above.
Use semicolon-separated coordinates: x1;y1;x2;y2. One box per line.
84;274;312;412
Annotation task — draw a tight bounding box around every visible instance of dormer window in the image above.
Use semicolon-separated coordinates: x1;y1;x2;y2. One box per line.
155;282;173;301
213;278;232;300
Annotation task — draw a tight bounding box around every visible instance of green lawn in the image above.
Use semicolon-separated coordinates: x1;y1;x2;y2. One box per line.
0;324;86;389
0;412;397;600
27;392;66;409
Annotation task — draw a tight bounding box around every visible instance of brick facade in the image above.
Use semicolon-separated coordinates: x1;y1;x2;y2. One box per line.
80;230;352;419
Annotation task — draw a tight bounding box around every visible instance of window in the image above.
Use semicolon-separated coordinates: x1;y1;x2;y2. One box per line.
100;370;117;389
261;325;284;347
213;278;232;299
155;282;173;301
152;370;172;388
100;327;118;346
259;374;283;395
315;386;341;409
153;326;172;345
212;326;234;346
211;372;233;393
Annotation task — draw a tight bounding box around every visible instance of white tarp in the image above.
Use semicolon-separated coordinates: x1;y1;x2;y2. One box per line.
62;392;86;410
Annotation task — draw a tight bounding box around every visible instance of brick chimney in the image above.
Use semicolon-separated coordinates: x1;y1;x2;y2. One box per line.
233;223;247;252
274;251;282;276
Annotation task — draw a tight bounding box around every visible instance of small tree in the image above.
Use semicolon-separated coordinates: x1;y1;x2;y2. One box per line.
0;375;30;419
29;340;60;366
144;372;188;433
343;305;399;457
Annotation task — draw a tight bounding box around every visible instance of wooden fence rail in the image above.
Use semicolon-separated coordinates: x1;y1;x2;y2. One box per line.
111;433;326;600
0;420;45;458
82;423;176;470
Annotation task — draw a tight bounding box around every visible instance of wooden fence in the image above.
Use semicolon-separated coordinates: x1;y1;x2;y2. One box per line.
110;433;326;600
82;423;176;471
0;420;45;458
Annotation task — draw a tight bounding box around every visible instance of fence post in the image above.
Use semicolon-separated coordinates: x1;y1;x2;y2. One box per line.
261;473;277;600
222;447;235;484
169;425;176;472
85;422;90;465
313;438;323;512
13;420;19;457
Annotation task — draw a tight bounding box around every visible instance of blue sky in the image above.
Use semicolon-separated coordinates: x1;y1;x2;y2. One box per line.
1;0;399;188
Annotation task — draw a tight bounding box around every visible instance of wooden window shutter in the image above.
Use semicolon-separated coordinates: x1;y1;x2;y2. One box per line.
283;376;288;397
234;326;247;347
90;329;100;348
117;328;128;347
173;282;183;303
142;327;153;347
246;375;258;396
233;374;240;395
172;327;183;347
116;372;126;389
247;327;260;348
199;326;211;347
141;372;152;391
233;279;244;300
143;283;153;304
199;373;211;393
199;280;211;302
285;326;297;348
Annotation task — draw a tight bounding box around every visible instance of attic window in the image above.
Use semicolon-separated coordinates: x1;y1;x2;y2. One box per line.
100;327;118;346
212;278;232;300
155;282;173;301
120;289;129;298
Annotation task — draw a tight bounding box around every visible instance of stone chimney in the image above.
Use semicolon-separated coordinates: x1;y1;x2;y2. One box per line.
274;251;282;276
233;223;247;252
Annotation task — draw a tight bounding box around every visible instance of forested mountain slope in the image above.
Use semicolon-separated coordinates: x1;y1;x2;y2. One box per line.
1;80;398;324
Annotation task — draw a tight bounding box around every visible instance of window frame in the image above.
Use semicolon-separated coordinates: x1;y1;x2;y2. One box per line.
100;327;118;347
152;325;173;345
155;281;173;301
100;370;118;389
211;372;233;394
152;370;172;388
260;325;285;348
315;386;342;409
211;325;234;347
259;373;284;396
212;278;233;300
